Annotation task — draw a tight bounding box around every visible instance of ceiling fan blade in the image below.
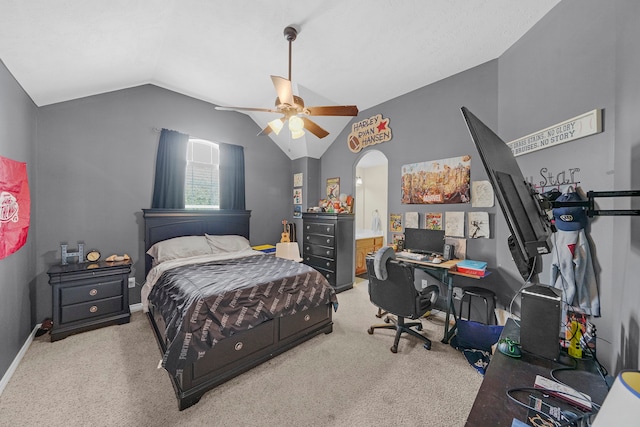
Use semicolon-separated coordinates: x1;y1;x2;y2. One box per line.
306;105;359;116
257;117;286;136
215;106;279;113
301;117;330;139
271;76;294;106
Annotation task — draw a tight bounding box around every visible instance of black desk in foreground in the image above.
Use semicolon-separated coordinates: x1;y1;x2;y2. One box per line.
465;318;609;426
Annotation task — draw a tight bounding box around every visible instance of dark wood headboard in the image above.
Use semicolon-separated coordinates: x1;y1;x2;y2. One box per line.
142;209;251;274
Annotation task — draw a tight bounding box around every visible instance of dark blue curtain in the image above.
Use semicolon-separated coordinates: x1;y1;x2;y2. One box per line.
219;143;245;210
151;129;189;208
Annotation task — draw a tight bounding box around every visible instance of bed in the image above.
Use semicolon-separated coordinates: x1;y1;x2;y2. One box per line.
142;209;337;410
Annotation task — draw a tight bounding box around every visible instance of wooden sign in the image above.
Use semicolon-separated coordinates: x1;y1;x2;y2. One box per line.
507;109;602;157
348;114;392;153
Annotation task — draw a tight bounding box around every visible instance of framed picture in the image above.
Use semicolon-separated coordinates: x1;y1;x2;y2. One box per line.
293;188;302;205
293;205;302;218
293;173;303;187
326;177;340;200
389;213;402;232
401;155;471;204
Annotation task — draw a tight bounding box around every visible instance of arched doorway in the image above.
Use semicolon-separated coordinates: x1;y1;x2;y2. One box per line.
354;150;388;276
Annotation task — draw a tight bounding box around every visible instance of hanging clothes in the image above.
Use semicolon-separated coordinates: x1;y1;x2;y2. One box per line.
550;229;599;316
549;190;600;317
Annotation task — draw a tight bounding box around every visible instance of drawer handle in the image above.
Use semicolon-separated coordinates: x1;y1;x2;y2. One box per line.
326;262;330;267
89;305;98;313
326;251;330;255
89;289;98;296
306;246;310;251
304;314;311;322
326;239;331;244
326;227;331;232
306;236;310;240
234;342;244;351
306;225;310;229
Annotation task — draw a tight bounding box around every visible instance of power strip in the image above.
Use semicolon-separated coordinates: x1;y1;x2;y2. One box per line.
534;375;592;412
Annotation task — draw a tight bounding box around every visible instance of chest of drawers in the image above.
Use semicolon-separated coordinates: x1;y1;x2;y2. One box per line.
47;260;131;341
302;213;354;292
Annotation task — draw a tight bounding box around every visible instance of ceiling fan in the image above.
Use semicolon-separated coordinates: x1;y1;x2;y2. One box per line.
214;26;358;139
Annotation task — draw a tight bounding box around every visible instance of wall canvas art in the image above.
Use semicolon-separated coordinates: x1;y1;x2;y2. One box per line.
293;172;303;187
424;212;443;230
389;213;402;232
326;177;340;200
401;155;471;204
293;188;302;205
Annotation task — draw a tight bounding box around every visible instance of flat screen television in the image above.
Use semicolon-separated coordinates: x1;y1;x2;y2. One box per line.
460;107;552;276
404;228;445;255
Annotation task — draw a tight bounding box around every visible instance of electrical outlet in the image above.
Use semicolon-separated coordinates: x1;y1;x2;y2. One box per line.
128;277;136;288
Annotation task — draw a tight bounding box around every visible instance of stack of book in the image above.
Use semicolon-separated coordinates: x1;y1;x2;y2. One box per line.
252;244;276;254
456;259;487;276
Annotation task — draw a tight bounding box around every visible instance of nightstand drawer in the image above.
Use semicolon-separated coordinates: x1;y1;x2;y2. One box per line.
304;222;335;236
60;279;122;306
305;233;335;247
61;295;124;324
304;244;334;258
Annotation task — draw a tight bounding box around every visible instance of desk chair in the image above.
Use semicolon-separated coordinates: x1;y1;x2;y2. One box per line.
366;253;439;352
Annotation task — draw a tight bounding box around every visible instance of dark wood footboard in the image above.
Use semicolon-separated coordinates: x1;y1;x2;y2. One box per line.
146;302;333;410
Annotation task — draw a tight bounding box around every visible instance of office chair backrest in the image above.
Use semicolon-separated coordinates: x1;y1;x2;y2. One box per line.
367;257;422;319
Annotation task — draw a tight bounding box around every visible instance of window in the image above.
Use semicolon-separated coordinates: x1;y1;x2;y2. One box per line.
185;138;219;209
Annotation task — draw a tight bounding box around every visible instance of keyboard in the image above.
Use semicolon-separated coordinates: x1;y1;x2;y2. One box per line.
396;251;436;262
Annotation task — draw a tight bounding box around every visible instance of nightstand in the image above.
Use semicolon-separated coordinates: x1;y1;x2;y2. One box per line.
47;260;131;342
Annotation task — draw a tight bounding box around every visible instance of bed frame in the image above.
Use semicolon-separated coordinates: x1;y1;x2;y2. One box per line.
142;209;334;410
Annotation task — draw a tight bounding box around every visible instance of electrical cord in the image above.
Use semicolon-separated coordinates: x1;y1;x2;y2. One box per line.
507;255;538;328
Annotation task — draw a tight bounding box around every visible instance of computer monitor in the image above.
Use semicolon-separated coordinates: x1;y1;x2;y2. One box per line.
403;228;445;255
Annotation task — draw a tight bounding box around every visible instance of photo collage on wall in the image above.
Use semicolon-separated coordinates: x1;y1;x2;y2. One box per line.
293;173;303;218
389;157;495;259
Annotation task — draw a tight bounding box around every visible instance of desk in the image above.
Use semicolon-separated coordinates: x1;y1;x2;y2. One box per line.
394;256;487;343
465;319;609;426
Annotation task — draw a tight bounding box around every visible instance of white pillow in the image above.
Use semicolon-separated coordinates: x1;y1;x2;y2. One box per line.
205;234;252;253
146;235;212;264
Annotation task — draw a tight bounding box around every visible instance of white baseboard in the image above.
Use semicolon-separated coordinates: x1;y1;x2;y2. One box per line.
0;323;40;397
1;303;143;397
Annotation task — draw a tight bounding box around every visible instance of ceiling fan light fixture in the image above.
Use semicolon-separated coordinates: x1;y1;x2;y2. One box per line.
268;118;284;135
291;128;305;139
288;115;304;132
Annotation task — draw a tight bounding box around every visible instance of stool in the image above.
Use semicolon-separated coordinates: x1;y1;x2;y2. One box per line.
458;286;496;325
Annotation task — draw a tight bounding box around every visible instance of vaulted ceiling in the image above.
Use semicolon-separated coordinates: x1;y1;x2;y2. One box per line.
0;0;560;159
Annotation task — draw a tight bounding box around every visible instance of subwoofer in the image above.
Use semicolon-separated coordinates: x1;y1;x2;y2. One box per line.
520;284;562;360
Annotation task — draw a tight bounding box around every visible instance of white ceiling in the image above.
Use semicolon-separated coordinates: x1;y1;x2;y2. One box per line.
0;0;560;159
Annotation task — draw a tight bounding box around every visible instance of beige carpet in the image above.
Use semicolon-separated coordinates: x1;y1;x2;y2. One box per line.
0;278;482;426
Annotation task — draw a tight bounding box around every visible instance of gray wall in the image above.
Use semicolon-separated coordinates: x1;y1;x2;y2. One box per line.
320;0;639;373
0;59;37;378
33;85;293;322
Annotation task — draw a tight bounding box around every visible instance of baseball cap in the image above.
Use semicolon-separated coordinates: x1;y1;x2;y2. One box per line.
552;191;588;231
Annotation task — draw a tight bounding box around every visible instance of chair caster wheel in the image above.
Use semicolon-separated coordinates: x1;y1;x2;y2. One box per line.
367;327;374;334
423;342;431;350
416;324;423;331
390;345;398;353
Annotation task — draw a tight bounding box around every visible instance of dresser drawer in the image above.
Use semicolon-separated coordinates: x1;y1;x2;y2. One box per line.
60;279;122;306
61;296;124;324
304;222;335;236
304;254;336;272
313;267;335;286
305;233;335;247
304;244;334;258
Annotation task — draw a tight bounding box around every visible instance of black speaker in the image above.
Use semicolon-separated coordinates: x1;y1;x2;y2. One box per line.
442;243;454;260
520;284;562;360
